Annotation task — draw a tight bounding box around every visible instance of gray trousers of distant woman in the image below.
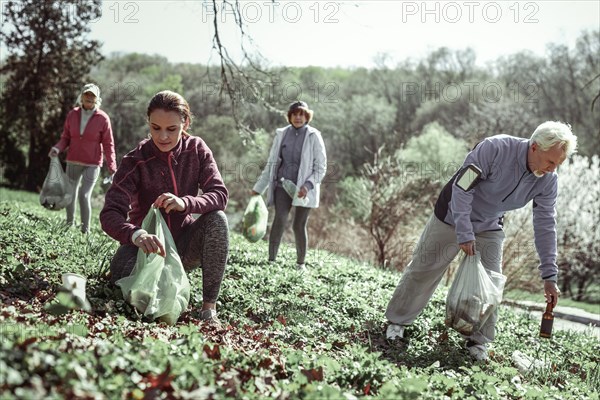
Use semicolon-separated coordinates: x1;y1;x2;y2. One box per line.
269;187;311;264
66;163;100;233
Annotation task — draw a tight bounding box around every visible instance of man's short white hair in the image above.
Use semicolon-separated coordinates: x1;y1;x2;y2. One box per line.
531;121;577;156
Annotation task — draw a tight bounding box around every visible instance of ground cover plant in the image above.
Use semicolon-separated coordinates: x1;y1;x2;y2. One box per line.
0;188;599;399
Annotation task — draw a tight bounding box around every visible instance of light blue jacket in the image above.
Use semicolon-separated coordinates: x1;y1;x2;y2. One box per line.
435;135;559;281
253;124;327;208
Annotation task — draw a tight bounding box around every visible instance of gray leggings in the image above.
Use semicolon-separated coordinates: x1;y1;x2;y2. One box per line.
269;186;311;264
66;163;100;233
109;210;229;304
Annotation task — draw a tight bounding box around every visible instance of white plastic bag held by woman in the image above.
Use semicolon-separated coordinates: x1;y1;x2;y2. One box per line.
116;207;191;325
39;157;73;210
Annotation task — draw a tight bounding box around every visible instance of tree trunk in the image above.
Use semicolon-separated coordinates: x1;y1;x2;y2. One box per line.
575;278;586;302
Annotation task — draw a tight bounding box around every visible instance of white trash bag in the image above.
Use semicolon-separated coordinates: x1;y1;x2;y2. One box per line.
445;252;507;336
39;157;73;211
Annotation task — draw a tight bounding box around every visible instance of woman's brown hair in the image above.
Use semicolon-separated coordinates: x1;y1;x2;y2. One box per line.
147;90;193;130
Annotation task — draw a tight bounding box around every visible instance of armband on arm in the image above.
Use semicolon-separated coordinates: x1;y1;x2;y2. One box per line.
455;164;482;192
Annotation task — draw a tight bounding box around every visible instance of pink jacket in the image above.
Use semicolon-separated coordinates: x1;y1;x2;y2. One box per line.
54;107;117;173
100;135;228;245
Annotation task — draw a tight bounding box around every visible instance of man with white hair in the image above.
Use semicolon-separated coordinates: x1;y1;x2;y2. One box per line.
384;121;578;361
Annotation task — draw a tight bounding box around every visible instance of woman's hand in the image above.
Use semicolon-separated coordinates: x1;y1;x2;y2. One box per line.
154;193;186;213
297;185;308;199
135;233;166;257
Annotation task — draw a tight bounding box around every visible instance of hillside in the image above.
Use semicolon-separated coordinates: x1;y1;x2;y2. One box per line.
0;188;598;399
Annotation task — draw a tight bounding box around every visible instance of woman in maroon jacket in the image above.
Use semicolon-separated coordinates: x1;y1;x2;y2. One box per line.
100;90;229;323
49;83;117;233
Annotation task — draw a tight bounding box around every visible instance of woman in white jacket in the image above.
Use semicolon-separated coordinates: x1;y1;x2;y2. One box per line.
252;101;327;270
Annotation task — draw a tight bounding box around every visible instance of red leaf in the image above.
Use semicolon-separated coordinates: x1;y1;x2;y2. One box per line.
332;340;346;349
437;331;449;343
276;315;286;326
301;366;324;382
140;363;174;396
258;357;273;369
16;337;37;350
203;343;221;360
235;367;254;383
363;383;371;395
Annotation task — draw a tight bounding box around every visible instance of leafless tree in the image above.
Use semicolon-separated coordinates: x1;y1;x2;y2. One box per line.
207;0;282;137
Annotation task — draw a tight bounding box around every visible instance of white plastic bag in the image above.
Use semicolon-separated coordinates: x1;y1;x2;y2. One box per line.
512;350;548;374
445;252;506;336
280;178;309;206
116;207;191;325
39;157;73;210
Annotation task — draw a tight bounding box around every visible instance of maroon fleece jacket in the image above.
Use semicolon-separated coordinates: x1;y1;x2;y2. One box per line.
100;135;228;245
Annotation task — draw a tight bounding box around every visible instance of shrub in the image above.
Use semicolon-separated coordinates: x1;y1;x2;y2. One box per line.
335;123;468;269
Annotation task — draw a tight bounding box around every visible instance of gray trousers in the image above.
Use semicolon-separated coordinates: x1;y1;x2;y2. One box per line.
66;163;100;233
109;210;229;304
385;214;505;344
269;186;311;264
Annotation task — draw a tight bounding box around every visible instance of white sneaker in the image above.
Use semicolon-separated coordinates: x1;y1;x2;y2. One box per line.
467;342;489;361
386;324;405;340
296;263;307;272
200;309;218;321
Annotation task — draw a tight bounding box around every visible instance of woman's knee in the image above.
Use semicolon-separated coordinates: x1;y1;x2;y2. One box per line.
200;211;229;241
203;210;228;229
292;220;307;234
272;209;290;226
80;190;93;202
292;212;309;233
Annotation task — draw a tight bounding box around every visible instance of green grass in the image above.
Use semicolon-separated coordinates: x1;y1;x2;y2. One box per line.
1;187;599;399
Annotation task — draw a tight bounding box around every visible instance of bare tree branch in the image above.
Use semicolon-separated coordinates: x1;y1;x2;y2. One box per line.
209;0;282;138
582;73;600;111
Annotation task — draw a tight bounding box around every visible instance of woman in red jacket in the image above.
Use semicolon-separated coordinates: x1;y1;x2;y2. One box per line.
100;90;229;323
49;83;117;233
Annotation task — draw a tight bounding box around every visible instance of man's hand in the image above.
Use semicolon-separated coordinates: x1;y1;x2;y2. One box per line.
48;148;59;158
459;240;476;256
544;281;560;307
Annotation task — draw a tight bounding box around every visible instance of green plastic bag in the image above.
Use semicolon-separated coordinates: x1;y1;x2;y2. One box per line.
116;207;191;325
242;195;268;243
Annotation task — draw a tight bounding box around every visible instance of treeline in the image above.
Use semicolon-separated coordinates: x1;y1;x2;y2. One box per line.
81;33;600;177
2;31;598;188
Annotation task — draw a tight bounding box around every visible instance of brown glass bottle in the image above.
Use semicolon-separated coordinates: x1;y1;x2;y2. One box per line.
539;296;554;338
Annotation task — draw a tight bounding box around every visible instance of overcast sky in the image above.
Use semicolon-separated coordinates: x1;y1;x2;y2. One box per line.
0;1;597;68
83;0;599;68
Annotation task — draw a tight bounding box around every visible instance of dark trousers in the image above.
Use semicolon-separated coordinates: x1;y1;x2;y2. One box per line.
269;186;311;264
